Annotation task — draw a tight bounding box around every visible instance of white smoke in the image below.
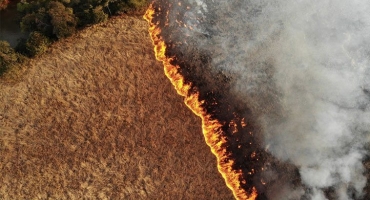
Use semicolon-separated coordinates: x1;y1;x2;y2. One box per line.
161;0;370;199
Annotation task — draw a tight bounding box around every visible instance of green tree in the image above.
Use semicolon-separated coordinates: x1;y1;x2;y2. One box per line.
107;0;148;15
129;0;147;8
92;6;108;23
71;0;107;26
20;8;53;37
17;0;31;13
25;32;50;57
0;41;17;74
47;1;77;38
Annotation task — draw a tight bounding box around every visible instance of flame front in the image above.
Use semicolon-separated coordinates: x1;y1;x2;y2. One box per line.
144;5;257;200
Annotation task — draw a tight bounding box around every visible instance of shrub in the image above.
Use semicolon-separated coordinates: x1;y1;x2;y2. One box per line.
0;41;17;74
20;9;53;37
0;41;26;76
17;0;32;13
129;0;147;8
25;32;51;57
47;1;77;38
92;6;108;23
107;0;148;15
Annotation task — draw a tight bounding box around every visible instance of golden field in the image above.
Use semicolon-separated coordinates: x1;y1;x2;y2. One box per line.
0;16;233;199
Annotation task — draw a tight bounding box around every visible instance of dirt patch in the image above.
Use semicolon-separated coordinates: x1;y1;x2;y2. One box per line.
0;16;233;199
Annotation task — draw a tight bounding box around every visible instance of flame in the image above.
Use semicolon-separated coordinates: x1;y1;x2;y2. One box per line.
144;5;257;200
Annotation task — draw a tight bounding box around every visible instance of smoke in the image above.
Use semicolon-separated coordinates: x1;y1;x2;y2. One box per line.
153;0;370;199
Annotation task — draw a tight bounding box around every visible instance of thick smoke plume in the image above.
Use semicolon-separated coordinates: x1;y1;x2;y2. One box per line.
152;0;370;199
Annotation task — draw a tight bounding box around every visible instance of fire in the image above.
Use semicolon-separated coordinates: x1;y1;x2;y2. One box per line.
144;4;257;200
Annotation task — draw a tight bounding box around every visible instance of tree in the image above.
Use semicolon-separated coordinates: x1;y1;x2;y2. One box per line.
20;9;53;37
71;0;107;26
129;0;147;8
47;1;77;38
25;32;50;57
92;6;108;23
17;0;32;13
0;0;9;10
0;41;18;74
0;41;26;75
107;0;148;15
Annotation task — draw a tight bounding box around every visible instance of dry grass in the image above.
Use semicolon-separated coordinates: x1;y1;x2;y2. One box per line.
0;16;233;199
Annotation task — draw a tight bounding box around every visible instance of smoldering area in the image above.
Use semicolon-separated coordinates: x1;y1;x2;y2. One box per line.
149;0;370;199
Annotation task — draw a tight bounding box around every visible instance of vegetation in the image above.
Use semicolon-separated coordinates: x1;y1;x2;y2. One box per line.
0;41;26;76
0;0;9;10
0;0;149;76
17;0;149;38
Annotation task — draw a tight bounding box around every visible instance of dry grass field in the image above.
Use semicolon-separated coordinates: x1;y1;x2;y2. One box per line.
0;16;233;199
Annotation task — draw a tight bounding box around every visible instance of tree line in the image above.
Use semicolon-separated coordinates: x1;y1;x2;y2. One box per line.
1;0;148;76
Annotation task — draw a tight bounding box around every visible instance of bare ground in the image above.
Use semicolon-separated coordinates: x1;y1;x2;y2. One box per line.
0;16;233;199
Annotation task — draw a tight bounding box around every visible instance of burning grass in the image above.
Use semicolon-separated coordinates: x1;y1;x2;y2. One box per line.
144;5;257;199
143;2;370;199
0;16;233;199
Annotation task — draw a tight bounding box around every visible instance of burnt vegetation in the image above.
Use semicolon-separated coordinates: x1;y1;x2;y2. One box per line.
165;38;301;200
150;1;370;198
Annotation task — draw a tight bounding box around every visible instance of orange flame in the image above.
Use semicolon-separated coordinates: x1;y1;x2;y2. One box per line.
144;5;257;200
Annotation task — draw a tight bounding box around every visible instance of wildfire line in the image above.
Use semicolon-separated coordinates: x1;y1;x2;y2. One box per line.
144;5;257;200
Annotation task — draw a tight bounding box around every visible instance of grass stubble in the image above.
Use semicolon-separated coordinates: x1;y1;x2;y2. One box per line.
0;16;234;199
